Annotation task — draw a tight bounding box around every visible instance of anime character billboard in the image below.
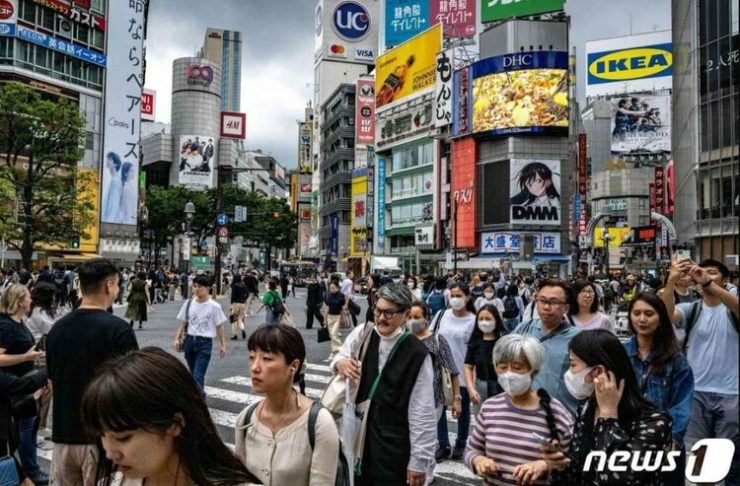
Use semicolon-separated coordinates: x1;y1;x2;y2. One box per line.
509;159;561;226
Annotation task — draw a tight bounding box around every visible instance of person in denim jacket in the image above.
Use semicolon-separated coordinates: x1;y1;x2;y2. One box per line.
624;292;694;485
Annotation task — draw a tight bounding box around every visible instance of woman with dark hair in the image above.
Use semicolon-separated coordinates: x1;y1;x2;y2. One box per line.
435;282;477;461
465;334;573;484
102;152;123;223
81;347;260;486
568;279;614;332
543;330;673;485
624;293;693;484
257;278;289;326
229;275;248;340
474;283;504;314
406;276;422;301
501;284;524;331
364;274;381;323
464;304;505;415
510;162;560;207
27;282;58;340
124;272;150;329
236;325;338;485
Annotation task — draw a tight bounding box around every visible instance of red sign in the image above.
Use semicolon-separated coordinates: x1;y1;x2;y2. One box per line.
217;226;229;238
220;112;247;139
634;226;656;243
451;138;477;250
141;90;155;121
0;0;14;20
355;79;375;146
578;134;587;197
666;159;675;215
654;165;665;215
430;0;476;39
73;0;90;9
32;0;105;30
649;183;656;214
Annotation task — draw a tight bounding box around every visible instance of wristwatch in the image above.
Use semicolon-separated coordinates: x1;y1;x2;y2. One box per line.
454;395;462;400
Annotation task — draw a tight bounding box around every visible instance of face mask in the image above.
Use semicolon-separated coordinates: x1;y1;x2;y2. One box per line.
484;292;494;299
564;367;595;400
478;319;496;333
377;325;404;341
406;319;427;334
449;297;465;311
498;371;532;397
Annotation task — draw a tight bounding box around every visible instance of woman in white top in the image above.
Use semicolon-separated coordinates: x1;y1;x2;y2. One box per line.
435;282;477;461
568;279;615;332
474;283;504;314
406;276;422;301
81;347;260;486
27;282;58;340
236;324;339;486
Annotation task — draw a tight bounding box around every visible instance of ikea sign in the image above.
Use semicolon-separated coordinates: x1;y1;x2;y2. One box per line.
587;43;672;85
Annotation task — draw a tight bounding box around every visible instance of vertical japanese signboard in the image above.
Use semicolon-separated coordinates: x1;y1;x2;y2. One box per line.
654;165;665;215
649;183;656;214
435;49;453;127
430;0;476;39
101;0;144;225
384;0;430;49
377;157;386;249
355;78;376;146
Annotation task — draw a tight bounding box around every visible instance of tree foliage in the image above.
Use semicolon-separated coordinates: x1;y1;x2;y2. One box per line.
0;82;94;268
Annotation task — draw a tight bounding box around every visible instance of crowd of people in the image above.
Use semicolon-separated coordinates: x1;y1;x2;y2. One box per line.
0;256;737;485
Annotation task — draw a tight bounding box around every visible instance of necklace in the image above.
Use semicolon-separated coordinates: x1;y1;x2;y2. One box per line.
259;388;302;435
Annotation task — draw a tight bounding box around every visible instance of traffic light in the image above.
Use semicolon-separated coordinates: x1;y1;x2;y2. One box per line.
70;236;80;249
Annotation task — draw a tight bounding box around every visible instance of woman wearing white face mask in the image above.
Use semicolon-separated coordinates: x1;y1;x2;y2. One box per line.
543;330;672;485
406;277;422;301
435;282;477;462
465;335;574;485
474;284;505;314
464;305;505;416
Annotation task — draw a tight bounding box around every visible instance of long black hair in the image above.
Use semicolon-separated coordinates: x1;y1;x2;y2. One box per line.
449;281;477;314
81;347;260;486
467;304;505;348
510;162;560;205
627;293;680;374
569;279;599;315
30;282;57;316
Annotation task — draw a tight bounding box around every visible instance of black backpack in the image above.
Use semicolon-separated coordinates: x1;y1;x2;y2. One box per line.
244;401;350;486
270;291;286;316
502;296;519;318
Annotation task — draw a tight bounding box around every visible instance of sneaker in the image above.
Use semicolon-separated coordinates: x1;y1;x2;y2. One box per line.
230;336;238;341
241;330;246;339
451;444;465;460
30;472;49;486
435;446;450;463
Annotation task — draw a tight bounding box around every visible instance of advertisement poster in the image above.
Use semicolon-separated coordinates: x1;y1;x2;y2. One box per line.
435;49;453;128
384;0;430;48
452;66;470;136
355;78;376;145
471;51;568;135
594;227;632;248
315;0;379;65
610;94;671;153
350;170;368;256
481;0;564;23
430;0;475;39
509;159;561;226
376;23;441;110
100;0;143;225
178;135;216;189
298;122;312;173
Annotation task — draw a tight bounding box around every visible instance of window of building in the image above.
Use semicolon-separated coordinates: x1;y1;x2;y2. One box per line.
91;0;106;13
34;45;50;72
40;8;55;31
0;37;12;60
391;141;433;172
90;29;104;49
20;0;35;22
639;216;650;226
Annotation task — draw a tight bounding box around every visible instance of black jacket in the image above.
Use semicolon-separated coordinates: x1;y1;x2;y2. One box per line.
0;368;48;446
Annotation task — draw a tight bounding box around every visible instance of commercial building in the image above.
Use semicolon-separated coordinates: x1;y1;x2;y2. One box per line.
672;0;739;265
198;28;242;112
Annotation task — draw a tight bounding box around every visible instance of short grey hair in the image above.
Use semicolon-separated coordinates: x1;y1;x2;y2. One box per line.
493;334;545;373
375;282;413;311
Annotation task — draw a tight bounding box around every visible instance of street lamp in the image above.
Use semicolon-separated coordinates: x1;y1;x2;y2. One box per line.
183;202;195;272
602;231;613;276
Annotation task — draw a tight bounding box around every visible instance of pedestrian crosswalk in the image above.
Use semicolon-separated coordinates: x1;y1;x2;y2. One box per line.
38;362;478;484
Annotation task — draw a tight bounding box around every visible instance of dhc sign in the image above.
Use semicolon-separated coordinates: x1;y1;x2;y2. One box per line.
588;43;672;84
333;1;370;42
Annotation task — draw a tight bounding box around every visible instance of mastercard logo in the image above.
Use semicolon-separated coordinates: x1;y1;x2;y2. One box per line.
329;44;346;55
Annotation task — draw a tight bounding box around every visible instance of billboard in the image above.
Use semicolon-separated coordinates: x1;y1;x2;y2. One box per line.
470;51;568;136
298;122;312;173
376;92;434;149
141;89;155;121
355;78;376;145
384;0;430;49
315;0;379;65
509;159;562;227
435;49;453;127
376;157;386;248
610;94;671;154
481;0;564;23
481;232;561;254
430;0;475;39
177;135;216;189
376;23;441;110
350;169;368;256
451;138;476;249
452;65;470;136
594;227;632;248
586;31;672;97
100;0;143;225
220;112;247;139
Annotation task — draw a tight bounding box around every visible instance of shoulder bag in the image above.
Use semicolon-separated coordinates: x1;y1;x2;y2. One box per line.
0;443;20;486
176;299;192;353
431;311;454;406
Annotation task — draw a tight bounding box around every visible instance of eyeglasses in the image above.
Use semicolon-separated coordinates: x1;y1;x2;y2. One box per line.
373;307;403;320
536;298;567;307
580;290;595;295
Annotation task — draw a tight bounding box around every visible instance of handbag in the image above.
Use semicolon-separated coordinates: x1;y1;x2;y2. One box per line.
10;369;41;419
431;311;455;407
320;321;375;416
0;443;20;486
347;299;361;316
317;326;331;343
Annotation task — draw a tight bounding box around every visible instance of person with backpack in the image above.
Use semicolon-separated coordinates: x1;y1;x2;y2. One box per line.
662;258;739;485
501;284;524;331
257;278;288;326
425;277;448;316
236;324;340;485
322;280;346;363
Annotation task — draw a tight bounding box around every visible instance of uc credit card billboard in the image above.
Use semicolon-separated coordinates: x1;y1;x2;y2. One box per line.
586;31;672;97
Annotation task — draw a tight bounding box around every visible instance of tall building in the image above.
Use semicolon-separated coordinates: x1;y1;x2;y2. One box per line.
672;0;739;262
198;28;242;112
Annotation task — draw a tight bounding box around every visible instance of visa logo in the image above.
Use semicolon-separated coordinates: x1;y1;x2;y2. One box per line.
588;44;672;83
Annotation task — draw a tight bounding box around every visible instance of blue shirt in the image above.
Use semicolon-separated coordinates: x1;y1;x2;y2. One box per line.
514;318;581;414
624;337;694;443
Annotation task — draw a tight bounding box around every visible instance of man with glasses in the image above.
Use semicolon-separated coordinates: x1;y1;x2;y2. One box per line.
514;278;581;414
332;283;436;486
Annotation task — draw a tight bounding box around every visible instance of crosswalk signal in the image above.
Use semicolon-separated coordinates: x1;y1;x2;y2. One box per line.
70;236;80;249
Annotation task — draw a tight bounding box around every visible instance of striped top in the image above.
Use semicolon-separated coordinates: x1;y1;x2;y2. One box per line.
464;393;574;485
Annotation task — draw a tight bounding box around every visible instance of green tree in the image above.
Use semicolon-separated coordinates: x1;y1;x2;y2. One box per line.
0;82;94;269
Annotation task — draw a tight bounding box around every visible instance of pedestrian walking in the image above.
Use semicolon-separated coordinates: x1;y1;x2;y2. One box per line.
81;347;260;485
236;324;339;485
173;275;228;395
243;270;259;315
341;270;358;327
180;270;189;300
323;280;346;362
257;278;289;326
124;272;150;329
46;258;139;486
501;284;524;331
27;282;58;341
365;274;381;323
464;304;505;416
568;279;615;332
305;277;324;330
229;275;248;340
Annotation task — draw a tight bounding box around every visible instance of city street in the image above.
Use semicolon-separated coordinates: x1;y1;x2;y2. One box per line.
38;288;477;485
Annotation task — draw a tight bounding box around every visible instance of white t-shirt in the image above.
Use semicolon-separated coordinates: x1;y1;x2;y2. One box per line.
436;309;476;388
341;278;354;298
474;296;504;315
177;299;226;338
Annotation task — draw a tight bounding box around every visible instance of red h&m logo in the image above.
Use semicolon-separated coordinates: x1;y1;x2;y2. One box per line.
220;112;247;139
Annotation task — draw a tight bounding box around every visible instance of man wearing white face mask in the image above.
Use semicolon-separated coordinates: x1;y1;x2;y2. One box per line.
465;334;574;485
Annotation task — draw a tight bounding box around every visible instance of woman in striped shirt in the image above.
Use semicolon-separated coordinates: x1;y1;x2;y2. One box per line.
465;334;574;485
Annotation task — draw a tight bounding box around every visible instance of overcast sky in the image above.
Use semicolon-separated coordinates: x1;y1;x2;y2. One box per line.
145;0;670;170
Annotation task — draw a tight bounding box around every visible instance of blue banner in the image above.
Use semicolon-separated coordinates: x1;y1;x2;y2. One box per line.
384;0;430;48
377;157;386;249
471;51;568;78
0;23;16;37
16;25;107;67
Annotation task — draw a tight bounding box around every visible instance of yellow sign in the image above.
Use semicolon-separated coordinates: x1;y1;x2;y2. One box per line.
77;168;100;253
588;47;672;82
375;23;441;110
350;175;368;257
594;227;631;248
